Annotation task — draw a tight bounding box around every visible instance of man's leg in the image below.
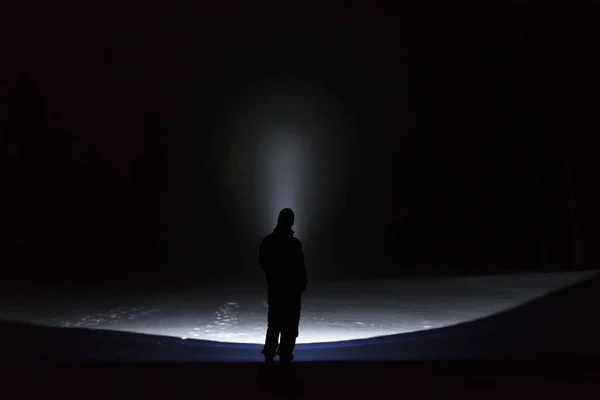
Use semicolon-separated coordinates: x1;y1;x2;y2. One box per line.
278;293;302;361
262;302;281;360
262;289;281;359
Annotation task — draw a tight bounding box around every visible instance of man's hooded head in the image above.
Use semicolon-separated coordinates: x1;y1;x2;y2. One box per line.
276;208;295;230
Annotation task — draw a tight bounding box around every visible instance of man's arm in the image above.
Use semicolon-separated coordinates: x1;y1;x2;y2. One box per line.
298;241;307;291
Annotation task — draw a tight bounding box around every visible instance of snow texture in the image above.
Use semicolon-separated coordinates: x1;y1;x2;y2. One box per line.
2;271;595;345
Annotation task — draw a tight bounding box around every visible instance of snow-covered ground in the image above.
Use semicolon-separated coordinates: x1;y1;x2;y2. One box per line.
2;271;595;345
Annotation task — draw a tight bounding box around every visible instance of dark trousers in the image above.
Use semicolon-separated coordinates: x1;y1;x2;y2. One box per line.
262;290;302;358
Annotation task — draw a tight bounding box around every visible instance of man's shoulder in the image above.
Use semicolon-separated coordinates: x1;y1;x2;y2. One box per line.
261;233;274;244
262;233;301;243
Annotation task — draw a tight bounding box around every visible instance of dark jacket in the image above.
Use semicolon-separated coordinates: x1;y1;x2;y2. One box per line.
259;226;307;292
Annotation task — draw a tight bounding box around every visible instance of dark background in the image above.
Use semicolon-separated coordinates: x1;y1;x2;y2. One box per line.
1;3;598;287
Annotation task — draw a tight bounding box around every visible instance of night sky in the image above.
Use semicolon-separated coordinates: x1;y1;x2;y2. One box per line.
1;3;598;287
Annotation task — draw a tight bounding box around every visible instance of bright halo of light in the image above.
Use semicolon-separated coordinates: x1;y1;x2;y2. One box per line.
259;129;306;235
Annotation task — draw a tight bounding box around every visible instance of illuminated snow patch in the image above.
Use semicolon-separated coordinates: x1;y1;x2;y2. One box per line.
5;271;596;345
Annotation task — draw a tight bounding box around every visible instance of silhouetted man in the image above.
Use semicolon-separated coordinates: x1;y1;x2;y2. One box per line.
259;208;307;363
